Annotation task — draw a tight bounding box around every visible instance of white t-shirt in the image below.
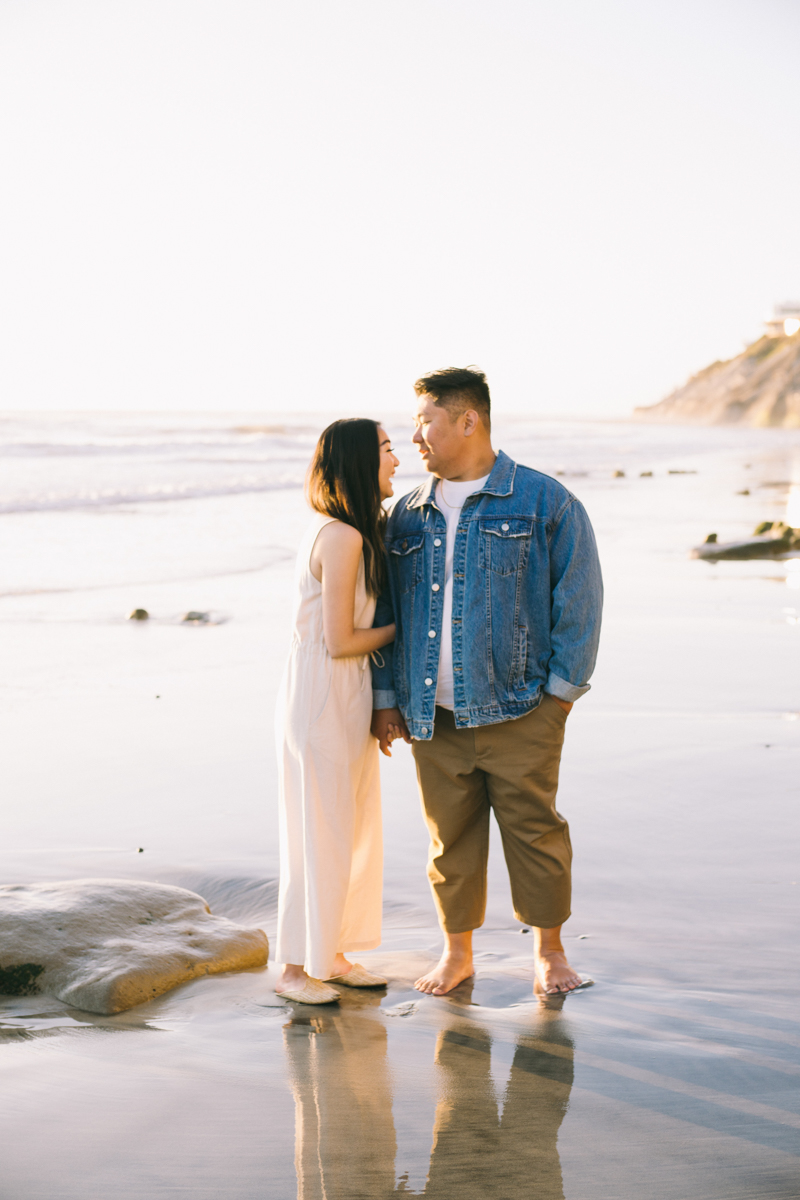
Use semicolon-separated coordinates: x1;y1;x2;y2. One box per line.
434;473;491;709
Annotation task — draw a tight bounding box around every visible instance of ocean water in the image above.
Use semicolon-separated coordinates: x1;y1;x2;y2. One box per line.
2;406;799;868
2;408;798;589
1;409;799;857
2;409;798;519
2;412;800;1198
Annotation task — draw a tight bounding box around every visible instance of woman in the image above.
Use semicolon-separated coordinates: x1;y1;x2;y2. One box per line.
275;419;399;1004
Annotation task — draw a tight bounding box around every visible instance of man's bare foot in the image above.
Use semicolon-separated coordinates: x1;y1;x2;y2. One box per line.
532;924;583;994
414;952;474;995
534;950;583;995
414;931;475;995
328;953;352;977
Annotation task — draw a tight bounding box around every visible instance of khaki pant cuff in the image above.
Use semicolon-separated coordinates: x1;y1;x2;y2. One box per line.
513;910;572;929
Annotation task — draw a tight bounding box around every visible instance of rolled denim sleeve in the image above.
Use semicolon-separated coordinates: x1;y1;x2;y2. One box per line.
545;498;603;702
371;586;397;709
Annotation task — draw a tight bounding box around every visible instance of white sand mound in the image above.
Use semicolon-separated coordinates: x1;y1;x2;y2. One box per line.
0;878;269;1014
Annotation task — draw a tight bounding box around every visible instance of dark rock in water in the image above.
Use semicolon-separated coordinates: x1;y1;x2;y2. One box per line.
640;470;653;477
693;538;781;561
181;611;210;624
0;962;44;995
737;489;750;495
668;469;697;475
692;521;800;561
612;469;625;478
128;608;149;621
756;520;798;540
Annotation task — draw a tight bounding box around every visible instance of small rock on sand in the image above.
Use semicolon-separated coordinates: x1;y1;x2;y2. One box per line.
181;611;211;624
691;521;800;561
128;608;149;621
0;879;268;1014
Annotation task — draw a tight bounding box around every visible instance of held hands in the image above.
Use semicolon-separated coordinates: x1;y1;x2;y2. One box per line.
371;708;412;757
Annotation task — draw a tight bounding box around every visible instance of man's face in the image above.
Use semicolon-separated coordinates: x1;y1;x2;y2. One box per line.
412;393;463;477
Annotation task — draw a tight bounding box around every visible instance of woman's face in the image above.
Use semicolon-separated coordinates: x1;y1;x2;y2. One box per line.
377;426;399;500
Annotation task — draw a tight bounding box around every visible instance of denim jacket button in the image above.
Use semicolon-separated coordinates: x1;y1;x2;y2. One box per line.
421;727;428;735
428;629;436;638
425;677;433;686
501;523;509;531
434;538;442;547
432;583;440;591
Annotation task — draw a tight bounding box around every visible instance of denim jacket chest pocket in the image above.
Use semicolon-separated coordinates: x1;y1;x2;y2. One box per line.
478;518;534;576
388;533;425;593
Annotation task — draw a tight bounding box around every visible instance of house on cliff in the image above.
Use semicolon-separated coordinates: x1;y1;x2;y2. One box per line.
764;302;800;339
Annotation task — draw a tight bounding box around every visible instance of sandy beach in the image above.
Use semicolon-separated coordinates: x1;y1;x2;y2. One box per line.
1;413;799;1198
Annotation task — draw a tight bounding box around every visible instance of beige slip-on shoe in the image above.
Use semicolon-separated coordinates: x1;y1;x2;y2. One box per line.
277;978;341;1004
326;963;388;988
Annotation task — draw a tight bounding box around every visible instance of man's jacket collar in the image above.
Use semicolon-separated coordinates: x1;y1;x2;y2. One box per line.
406;448;517;509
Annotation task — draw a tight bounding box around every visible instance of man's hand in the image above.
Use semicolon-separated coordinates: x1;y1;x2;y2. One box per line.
371;708;412;756
551;695;574;715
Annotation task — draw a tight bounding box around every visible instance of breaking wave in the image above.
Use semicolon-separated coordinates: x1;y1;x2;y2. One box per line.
0;475;305;515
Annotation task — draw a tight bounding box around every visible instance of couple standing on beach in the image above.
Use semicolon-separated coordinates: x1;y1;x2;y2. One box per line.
274;367;603;1005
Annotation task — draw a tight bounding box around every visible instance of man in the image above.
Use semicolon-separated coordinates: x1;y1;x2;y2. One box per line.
372;367;603;996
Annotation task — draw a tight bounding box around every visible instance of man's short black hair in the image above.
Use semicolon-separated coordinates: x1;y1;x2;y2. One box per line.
414;366;491;431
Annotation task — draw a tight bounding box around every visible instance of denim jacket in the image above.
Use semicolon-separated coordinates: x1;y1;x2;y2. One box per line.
372;449;603;740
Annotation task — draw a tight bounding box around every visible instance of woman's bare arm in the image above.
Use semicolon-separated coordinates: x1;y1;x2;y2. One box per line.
312;522;395;659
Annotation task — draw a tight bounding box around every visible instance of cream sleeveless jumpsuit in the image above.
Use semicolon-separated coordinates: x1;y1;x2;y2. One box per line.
275;514;383;980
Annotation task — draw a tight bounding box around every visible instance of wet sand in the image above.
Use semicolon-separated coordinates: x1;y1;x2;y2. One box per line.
1;419;799;1197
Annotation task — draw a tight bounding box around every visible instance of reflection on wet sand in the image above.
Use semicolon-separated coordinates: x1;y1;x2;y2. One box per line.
284;992;574;1200
423;1022;573;1199
284;996;397;1200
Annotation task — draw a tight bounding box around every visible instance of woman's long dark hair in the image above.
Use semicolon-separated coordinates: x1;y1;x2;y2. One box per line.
306;418;387;597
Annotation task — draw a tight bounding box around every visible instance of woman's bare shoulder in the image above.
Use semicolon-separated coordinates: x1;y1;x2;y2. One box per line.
316;519;363;550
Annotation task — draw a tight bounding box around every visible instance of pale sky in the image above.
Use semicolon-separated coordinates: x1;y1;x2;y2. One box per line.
1;0;799;417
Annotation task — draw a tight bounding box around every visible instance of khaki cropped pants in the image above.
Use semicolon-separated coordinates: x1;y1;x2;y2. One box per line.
412;696;572;932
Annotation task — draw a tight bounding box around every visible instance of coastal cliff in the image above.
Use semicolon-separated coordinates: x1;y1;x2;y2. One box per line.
635;332;800;428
